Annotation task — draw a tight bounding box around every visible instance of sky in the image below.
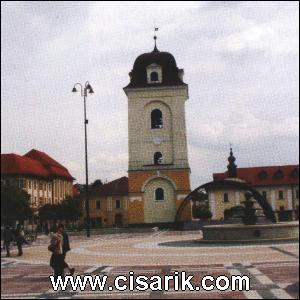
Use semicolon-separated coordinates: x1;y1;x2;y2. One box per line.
1;1;299;189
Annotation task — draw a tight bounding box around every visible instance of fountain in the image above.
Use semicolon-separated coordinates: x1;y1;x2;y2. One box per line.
201;188;299;242
175;148;299;243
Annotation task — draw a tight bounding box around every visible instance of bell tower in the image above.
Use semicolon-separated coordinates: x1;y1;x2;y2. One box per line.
123;40;191;225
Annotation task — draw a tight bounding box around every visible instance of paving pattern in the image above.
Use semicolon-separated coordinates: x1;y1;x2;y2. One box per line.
1;230;299;299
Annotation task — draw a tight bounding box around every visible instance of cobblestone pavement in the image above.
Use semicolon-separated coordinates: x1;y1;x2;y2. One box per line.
1;231;299;299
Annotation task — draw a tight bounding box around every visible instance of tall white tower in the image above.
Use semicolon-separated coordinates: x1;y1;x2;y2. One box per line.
123;40;191;225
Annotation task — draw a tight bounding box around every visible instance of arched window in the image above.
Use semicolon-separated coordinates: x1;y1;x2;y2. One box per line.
150;71;159;82
155;188;164;201
151;109;163;129
154;152;162;165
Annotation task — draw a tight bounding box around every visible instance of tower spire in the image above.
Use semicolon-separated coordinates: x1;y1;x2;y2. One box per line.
153;27;159;52
227;144;237;178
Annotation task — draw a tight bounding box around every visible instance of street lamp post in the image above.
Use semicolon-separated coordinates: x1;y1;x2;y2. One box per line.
72;82;94;238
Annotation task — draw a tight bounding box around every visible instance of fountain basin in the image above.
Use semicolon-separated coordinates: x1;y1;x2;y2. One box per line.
202;222;299;241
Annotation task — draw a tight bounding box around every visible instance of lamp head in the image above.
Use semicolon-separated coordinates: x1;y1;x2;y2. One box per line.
86;83;94;94
72;87;77;93
88;87;94;94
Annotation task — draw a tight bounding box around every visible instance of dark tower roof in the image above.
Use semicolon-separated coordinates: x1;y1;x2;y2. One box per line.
124;46;187;89
227;147;237;178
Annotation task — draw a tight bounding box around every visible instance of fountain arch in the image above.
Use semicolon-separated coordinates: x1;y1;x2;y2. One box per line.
175;179;277;224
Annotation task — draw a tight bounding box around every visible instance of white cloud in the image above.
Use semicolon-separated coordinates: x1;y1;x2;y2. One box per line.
1;1;299;187
217;6;299;55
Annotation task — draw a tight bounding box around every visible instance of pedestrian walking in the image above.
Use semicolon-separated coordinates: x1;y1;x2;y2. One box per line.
57;224;75;275
48;225;64;279
3;225;13;257
15;224;26;256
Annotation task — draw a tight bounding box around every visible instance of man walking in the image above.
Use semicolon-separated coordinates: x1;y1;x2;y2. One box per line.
57;224;75;275
3;225;14;257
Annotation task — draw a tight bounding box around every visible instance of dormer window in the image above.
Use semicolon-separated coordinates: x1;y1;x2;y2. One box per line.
146;63;162;84
291;168;299;178
258;170;268;180
274;170;284;179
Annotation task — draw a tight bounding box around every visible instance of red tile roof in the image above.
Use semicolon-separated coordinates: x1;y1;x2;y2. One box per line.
1;149;74;180
24;149;65;169
90;176;128;196
1;154;50;178
24;149;74;180
213;165;299;187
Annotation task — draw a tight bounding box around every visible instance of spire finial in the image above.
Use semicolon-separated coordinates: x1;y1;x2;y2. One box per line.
227;144;237;178
153;27;159;52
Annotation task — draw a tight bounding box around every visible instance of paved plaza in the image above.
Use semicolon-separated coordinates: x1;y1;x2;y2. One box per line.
1;230;299;299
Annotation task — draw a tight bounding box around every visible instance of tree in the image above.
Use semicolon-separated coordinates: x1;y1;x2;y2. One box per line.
39;204;59;222
61;196;83;222
38;195;83;225
91;179;103;189
1;184;32;224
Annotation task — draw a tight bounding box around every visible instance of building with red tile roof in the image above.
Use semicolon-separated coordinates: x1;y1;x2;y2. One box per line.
208;149;299;222
1;149;76;211
213;165;299;187
90;176;128;197
87;177;129;227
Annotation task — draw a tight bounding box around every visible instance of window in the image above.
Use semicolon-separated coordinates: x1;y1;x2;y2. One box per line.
291;168;299;178
146;64;162;84
278;190;284;200
296;189;299;199
19;179;24;188
258;171;268;180
224;193;229;203
274;170;284;179
96;200;101;210
28;181;31;189
155;188;164;201
151;109;163;129
34;181;37;190
150;71;159;82
154;152;162;165
262;191;267;200
116;199;121;209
